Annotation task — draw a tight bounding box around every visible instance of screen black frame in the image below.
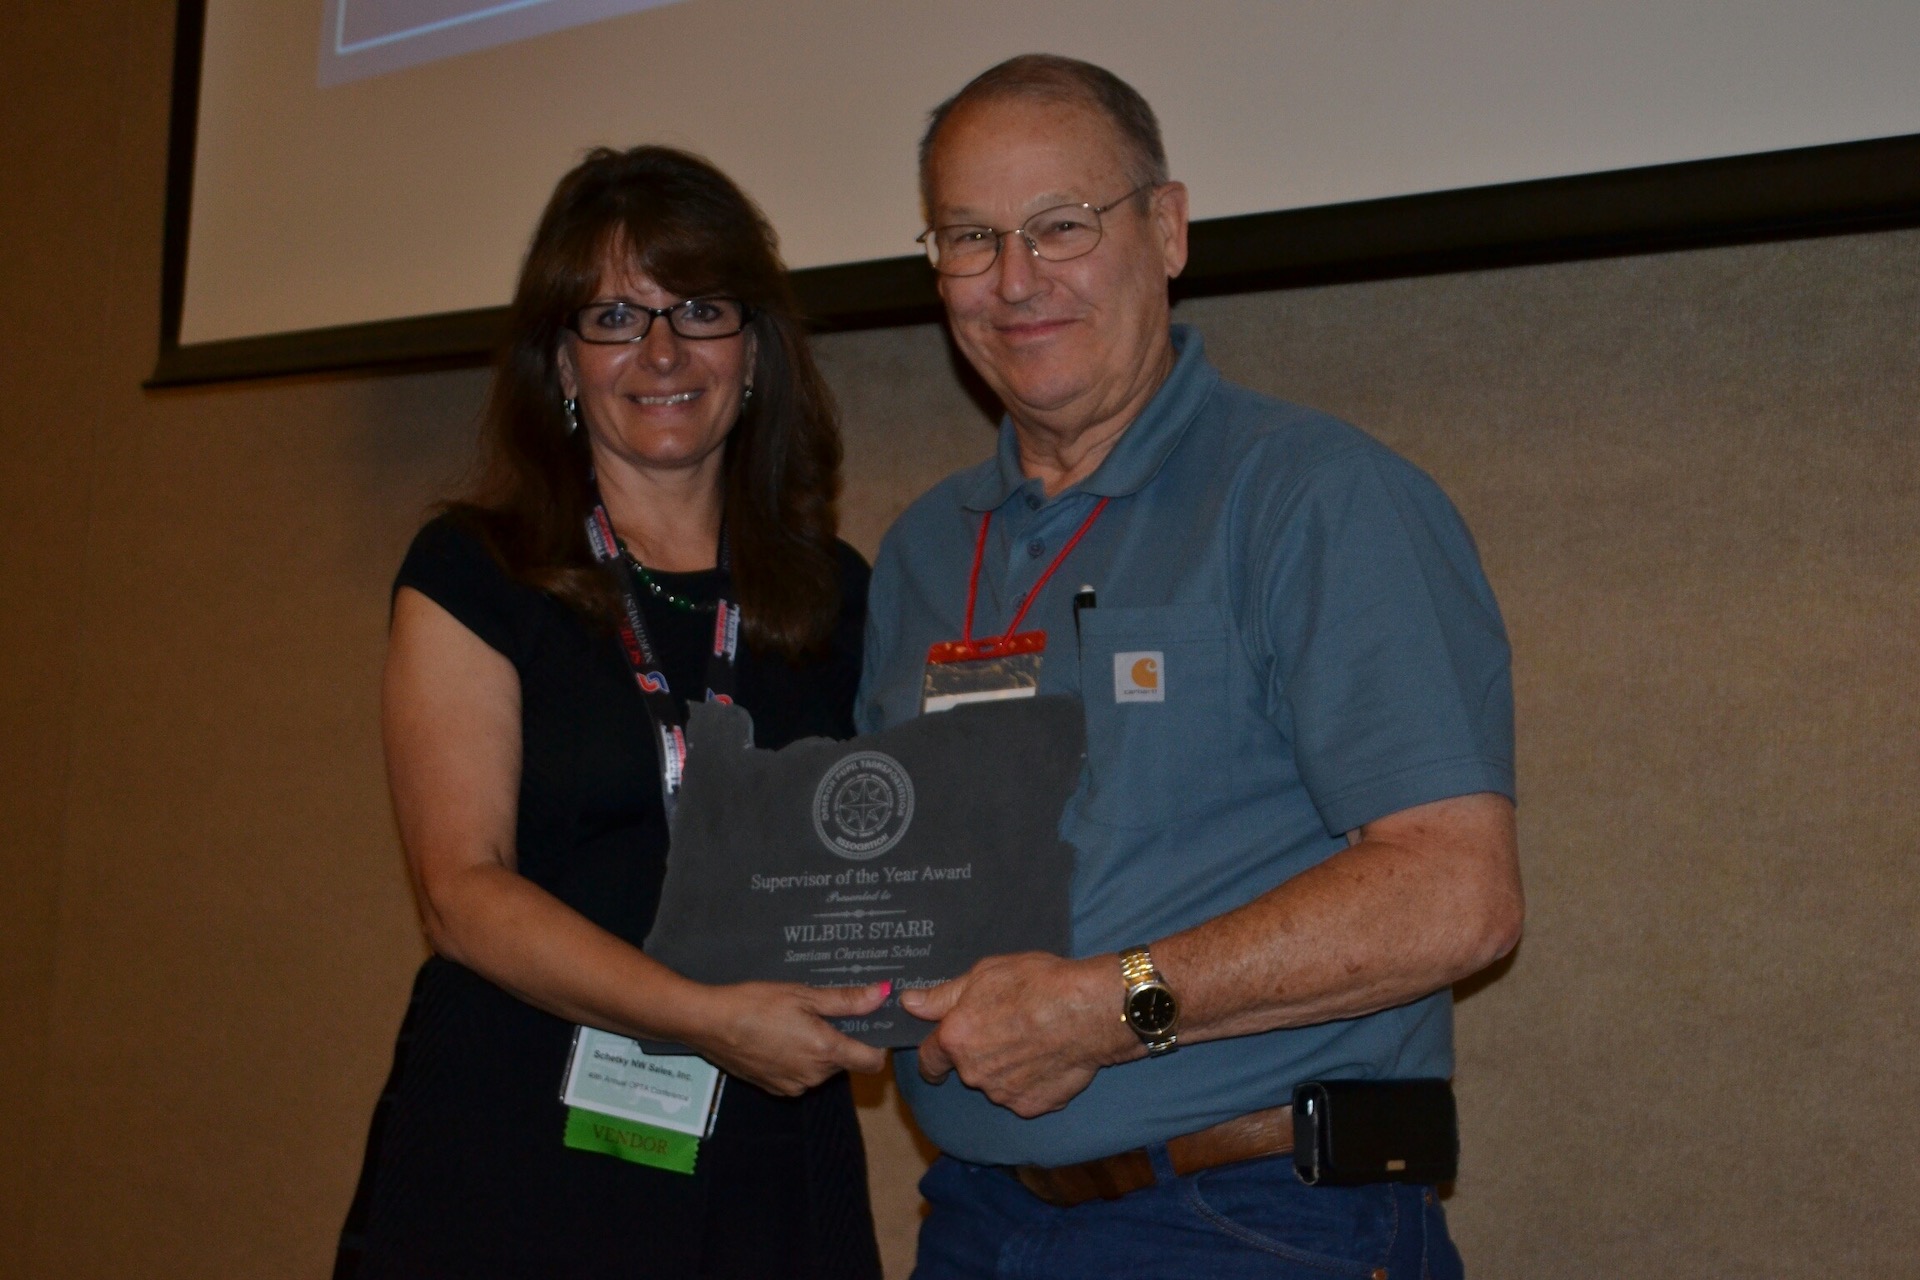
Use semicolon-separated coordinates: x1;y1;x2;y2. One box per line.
151;0;1920;387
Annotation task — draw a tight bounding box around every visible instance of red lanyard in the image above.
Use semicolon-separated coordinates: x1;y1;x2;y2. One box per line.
962;497;1110;649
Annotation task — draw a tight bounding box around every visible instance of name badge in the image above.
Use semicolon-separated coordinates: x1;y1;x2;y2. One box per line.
560;1025;723;1174
921;630;1045;714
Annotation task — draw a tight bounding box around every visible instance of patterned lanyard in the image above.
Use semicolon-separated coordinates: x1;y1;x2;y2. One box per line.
583;487;741;814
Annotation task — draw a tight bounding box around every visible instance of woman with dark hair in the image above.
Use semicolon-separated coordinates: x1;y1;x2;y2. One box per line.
335;146;886;1279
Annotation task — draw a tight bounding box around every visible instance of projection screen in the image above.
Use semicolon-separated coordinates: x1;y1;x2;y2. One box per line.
154;0;1920;383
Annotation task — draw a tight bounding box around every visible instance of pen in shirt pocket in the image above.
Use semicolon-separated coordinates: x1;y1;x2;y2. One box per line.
1073;585;1097;652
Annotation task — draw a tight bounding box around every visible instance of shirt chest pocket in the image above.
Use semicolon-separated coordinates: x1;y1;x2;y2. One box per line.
1073;606;1233;827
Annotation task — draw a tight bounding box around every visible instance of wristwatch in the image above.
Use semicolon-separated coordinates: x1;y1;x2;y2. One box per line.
1119;945;1179;1056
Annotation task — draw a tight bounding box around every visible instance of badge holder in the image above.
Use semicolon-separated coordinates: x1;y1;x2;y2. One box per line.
921;631;1046;714
559;1026;725;1174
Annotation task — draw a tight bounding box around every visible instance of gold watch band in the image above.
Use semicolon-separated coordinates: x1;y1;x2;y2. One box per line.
1119;945;1160;987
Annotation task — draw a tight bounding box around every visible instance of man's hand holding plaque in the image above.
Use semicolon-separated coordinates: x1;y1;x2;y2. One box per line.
643;696;1083;1046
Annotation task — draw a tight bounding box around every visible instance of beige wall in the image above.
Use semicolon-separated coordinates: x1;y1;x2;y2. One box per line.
3;1;1915;1276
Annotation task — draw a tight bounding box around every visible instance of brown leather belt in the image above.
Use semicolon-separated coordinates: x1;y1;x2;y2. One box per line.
1011;1104;1294;1207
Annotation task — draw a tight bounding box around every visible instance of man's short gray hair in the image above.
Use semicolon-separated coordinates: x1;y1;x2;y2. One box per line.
917;54;1169;212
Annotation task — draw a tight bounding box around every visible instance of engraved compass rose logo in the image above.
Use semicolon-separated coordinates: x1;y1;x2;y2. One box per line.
813;752;915;859
834;775;896;838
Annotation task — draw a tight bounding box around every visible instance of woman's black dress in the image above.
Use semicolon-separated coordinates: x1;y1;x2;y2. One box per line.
336;516;882;1279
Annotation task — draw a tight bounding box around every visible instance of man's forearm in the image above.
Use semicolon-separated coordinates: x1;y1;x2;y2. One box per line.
903;792;1520;1115
1151;792;1523;1045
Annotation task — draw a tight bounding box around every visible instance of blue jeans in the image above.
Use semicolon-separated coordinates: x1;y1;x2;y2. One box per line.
912;1148;1463;1280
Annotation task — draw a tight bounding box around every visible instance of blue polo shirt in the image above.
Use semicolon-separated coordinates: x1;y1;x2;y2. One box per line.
856;327;1514;1167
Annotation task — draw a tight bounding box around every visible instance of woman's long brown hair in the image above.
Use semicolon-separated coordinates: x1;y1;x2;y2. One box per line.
450;145;843;659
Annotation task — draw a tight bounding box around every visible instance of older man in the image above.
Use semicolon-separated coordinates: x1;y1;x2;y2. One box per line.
857;54;1522;1278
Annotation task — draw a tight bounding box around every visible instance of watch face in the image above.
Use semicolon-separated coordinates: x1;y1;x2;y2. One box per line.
1126;985;1177;1036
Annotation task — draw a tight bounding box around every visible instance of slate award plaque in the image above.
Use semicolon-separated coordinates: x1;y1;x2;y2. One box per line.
643;695;1084;1047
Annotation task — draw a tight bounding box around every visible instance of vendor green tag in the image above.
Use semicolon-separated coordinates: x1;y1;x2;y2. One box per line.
564;1107;700;1174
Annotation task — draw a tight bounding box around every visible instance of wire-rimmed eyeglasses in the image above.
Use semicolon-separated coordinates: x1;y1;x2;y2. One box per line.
916;184;1155;277
565;296;751;344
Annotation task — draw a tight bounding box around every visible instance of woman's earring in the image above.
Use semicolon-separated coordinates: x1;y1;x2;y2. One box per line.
741;383;754;402
563;397;581;434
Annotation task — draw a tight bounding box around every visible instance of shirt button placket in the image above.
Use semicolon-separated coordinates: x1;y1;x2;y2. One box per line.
998;492;1092;631
1007;500;1044;602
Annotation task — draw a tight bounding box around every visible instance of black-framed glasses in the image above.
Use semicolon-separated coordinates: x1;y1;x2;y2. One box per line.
566;296;751;343
916;183;1155;277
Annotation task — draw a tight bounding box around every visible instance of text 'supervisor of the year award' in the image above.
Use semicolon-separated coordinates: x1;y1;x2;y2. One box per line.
643;696;1084;1047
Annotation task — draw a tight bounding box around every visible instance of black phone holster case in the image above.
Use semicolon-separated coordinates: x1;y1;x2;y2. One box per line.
1291;1078;1459;1186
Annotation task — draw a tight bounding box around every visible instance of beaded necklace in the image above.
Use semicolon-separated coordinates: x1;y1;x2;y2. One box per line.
618;541;719;615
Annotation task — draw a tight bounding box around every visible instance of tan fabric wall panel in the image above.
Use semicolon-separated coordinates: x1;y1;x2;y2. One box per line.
0;0;178;1274
0;0;1913;1274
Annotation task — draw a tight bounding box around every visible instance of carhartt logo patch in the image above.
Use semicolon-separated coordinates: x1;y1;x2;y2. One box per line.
1113;651;1164;703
